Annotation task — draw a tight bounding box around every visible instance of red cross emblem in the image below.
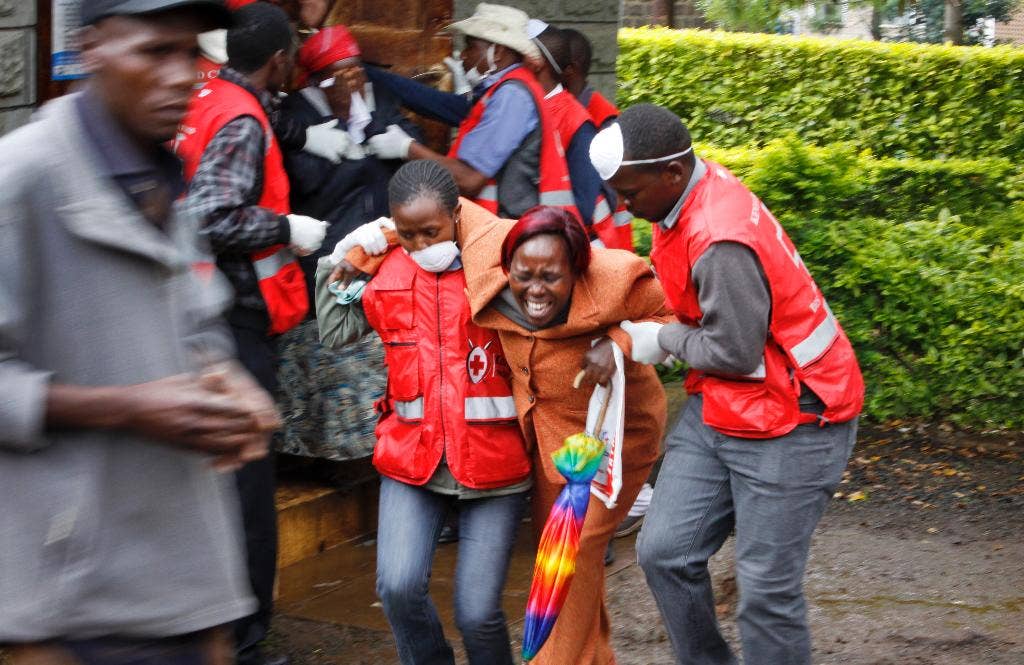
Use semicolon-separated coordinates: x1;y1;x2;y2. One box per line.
466;340;492;384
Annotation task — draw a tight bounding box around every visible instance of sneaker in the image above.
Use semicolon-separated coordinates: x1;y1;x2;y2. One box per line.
615;483;654;538
614;513;645;538
604;540;615;566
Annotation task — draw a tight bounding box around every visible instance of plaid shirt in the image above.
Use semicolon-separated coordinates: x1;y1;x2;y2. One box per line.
181;67;295;318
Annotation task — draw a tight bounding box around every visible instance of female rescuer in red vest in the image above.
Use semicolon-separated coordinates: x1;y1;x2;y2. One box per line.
315;160;529;664
176;69;309;335
593;104;863;665
364;3;576;222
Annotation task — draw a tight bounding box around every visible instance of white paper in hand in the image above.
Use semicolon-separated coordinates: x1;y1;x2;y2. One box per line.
588;340;626;509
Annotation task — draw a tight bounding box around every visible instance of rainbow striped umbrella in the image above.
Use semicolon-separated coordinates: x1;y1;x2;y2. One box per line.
521;379;611;662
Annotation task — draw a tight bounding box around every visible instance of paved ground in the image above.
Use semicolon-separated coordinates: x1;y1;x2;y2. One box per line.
270;427;1024;664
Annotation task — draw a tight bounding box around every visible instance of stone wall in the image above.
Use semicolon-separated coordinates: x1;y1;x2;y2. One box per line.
0;1;37;136
453;0;620;99
620;0;706;29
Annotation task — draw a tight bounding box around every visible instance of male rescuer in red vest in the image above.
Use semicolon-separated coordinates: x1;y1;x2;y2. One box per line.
594;103;864;665
193;0;353;166
559;27;634;251
524;20;612;247
177;4;326;665
363;3;575;221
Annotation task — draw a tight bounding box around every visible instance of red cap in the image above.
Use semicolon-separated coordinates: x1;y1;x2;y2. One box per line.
296;25;361;86
225;0;256;9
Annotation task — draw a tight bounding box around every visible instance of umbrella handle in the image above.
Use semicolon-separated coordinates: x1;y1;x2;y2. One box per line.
593;382;612;436
574;370;614;436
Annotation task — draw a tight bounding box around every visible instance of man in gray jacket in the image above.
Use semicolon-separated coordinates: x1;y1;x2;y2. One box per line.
0;1;280;662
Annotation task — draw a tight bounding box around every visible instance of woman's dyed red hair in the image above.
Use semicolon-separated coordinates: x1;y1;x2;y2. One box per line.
500;206;592;275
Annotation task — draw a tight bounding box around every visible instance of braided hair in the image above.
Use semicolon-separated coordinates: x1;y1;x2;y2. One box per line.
388;160;460;214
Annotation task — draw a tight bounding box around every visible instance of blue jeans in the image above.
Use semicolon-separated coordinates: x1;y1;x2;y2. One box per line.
375;477;526;665
637;395;856;665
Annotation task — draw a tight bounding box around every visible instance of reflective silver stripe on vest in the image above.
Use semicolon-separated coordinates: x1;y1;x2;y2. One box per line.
479;184;498;203
252;247;294;280
743;357;767;380
613;210;634;227
593;198;612;224
790;311;839;367
464;396;517;421
539;189;576;207
394;397;424;420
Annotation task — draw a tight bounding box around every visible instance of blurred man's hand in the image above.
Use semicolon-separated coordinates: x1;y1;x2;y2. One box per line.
119;370;279;470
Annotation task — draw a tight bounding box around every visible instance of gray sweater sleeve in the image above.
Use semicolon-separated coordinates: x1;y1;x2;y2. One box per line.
657;242;770;376
314;257;373;349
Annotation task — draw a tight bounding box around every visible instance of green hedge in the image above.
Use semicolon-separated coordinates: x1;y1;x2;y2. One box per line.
633;144;1024;429
632;138;1024;253
700;138;1024;238
617;27;1024;160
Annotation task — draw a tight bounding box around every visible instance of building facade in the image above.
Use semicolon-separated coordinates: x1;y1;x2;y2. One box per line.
0;2;37;136
995;8;1024;44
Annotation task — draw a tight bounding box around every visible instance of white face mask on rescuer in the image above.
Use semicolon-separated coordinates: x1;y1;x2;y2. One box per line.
464;43;497;89
407;241;460;272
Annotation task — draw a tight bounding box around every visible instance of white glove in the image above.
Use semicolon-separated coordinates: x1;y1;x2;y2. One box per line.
367;124;414;160
444;56;472;95
328;216;396;264
303;119;350;164
287;214;328;256
619;320;670;364
343;141;367;161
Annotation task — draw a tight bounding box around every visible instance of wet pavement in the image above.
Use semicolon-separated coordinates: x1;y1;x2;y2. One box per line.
269;425;1024;665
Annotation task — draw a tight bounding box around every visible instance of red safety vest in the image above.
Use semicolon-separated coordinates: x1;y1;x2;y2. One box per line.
585;89;619;129
448;67;575;217
545;88;615;235
579;89;634;251
361;249;531;489
650;162;864;438
195;53;222;86
176;77;308;336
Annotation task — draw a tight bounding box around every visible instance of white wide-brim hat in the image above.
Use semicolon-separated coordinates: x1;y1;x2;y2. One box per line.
444;3;541;63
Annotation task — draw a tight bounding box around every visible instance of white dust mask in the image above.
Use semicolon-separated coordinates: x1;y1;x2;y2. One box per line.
464;44;497;89
407;241;460;272
347;91;372;143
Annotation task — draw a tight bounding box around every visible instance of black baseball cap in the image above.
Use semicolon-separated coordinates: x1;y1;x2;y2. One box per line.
80;0;233;27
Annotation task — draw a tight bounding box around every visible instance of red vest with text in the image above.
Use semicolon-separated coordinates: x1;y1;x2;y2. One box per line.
448;67;575;218
580;90;634;250
650;162;864;438
195;53;222;86
585;89;619;129
361;249;530;489
176;77;308;335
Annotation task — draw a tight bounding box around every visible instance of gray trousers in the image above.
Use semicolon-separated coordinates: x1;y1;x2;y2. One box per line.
637;395;856;665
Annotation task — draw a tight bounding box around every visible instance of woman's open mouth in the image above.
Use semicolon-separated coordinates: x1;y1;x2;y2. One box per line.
524;298;553;321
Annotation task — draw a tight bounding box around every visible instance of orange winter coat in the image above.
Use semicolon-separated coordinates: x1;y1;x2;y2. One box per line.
456;199;669;486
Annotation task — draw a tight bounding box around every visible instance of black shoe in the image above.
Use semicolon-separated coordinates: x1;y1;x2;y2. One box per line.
438;523;460;544
604;541;615;566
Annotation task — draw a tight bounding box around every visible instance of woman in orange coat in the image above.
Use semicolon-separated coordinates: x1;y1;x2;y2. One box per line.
458;203;671;665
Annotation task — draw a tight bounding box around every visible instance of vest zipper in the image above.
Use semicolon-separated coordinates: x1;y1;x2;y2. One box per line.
435;273;447;448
